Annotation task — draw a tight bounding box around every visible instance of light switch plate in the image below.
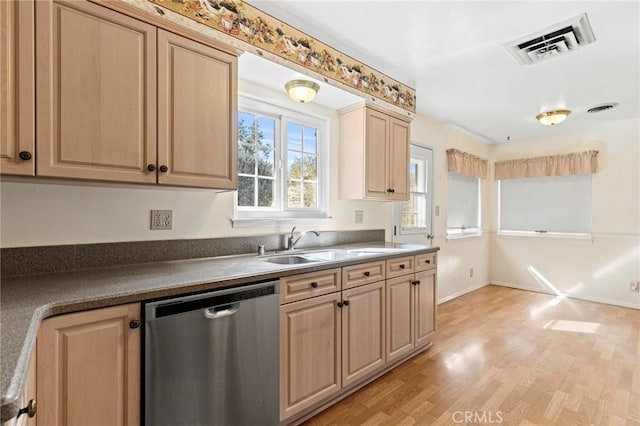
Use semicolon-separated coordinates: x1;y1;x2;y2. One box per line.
150;210;173;230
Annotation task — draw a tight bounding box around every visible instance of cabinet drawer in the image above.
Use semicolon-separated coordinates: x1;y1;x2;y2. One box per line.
342;260;386;290
386;256;414;278
280;268;342;304
415;252;437;272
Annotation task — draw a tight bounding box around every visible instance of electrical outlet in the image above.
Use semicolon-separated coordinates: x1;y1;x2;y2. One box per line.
435;205;440;217
150;210;173;230
470;268;474;278
354;210;364;224
630;281;640;292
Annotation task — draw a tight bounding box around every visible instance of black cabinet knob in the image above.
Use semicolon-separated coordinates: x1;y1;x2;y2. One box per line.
18;151;32;161
159;165;168;173
129;320;140;329
386;188;393;193
147;164;156;172
337;302;343;308
310;281;318;288
399;264;405;269
426;259;431;264
363;271;370;277
343;300;350;306
390;189;396;193
415;280;421;286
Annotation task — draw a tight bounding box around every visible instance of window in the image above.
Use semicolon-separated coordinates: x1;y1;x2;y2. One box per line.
499;175;591;235
395;144;433;235
447;173;481;237
236;97;327;220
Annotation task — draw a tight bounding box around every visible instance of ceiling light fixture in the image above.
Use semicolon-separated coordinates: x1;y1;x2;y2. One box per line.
536;109;571;126
285;79;320;103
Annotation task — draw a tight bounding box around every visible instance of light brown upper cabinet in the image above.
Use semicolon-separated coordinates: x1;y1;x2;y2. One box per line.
0;0;35;176
33;0;238;189
35;0;157;183
157;30;237;189
338;102;410;201
37;303;141;426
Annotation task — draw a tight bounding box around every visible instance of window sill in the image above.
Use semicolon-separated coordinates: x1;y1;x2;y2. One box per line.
446;232;483;241
497;230;592;240
232;216;333;228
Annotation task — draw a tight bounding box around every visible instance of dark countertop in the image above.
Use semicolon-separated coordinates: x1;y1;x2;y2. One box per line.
0;242;438;421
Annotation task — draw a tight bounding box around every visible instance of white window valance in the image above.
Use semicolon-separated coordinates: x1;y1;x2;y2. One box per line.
494;150;599;180
446;149;488;179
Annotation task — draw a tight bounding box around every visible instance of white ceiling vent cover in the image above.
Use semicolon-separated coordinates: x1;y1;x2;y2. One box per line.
505;13;596;65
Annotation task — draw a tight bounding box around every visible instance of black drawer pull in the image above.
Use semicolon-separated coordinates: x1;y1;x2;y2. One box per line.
399;264;405;269
426;259;431;264
310;281;318;288
363;271;370;277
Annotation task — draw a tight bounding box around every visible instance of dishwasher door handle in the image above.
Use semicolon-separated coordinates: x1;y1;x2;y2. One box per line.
204;304;239;319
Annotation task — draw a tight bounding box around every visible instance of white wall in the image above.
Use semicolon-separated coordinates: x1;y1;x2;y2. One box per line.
0;80;393;248
394;116;492;303
490;118;640;309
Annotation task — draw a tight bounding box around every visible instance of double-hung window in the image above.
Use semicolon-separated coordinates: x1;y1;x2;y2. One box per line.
396;144;433;235
235;97;327;221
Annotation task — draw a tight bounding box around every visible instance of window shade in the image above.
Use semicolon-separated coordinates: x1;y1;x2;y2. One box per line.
447;173;480;234
499;175;591;234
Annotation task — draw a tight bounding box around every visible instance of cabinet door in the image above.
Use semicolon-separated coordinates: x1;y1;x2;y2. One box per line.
280;293;341;421
414;269;437;347
37;303;141;426
35;0;156;183
388;117;410;201
386;275;414;363
342;281;385;387
364;108;389;199
0;0;34;176
157;30;237;189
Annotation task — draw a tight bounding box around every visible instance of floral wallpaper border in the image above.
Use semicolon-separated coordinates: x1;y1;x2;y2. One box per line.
138;0;416;114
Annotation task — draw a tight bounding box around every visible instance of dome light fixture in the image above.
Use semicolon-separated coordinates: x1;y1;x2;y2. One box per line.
285;79;320;103
536;109;571;126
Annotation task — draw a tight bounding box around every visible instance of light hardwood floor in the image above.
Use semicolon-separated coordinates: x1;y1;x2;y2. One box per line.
304;285;640;426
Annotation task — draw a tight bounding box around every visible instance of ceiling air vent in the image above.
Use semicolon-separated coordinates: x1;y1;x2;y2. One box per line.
587;102;619;113
505;13;596;65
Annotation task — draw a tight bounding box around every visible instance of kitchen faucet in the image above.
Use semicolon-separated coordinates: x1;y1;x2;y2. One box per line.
287;226;320;250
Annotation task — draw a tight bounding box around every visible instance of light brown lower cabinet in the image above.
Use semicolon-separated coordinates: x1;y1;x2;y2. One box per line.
3;346;36;426
386;268;437;364
280;254;438;423
386;275;415;363
36;303;141;426
341;281;385;387
280;292;342;421
414;269;437;347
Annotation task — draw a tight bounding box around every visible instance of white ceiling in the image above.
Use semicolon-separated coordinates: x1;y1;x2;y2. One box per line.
241;1;640;143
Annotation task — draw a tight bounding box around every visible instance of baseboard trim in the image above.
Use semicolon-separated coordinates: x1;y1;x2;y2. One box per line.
437;281;490;305
491;281;640;310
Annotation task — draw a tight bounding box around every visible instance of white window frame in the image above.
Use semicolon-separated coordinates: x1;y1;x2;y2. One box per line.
446;173;482;239
394;144;434;236
497;175;592;239
234;96;329;224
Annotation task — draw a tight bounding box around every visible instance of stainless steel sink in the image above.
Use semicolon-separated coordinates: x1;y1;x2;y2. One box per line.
263;255;319;265
301;250;361;261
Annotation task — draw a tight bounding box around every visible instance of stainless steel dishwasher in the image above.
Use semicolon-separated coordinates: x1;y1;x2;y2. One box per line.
144;280;279;426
